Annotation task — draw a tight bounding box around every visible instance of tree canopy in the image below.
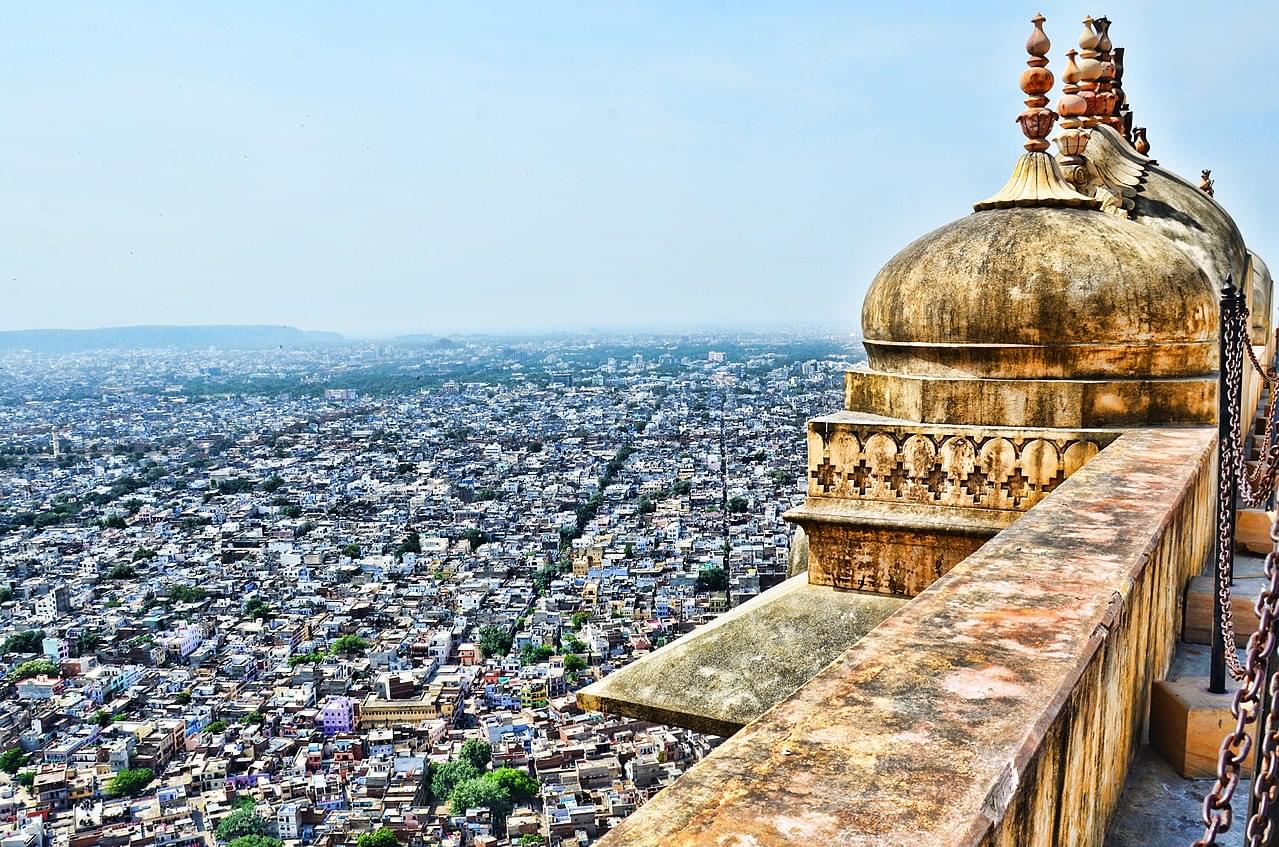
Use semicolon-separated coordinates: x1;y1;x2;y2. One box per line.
0;748;29;775
355;827;401;847
430;759;480;800
107;768;155;797
449;777;513;823
10;659;59;682
459;739;492;771
216;808;267;840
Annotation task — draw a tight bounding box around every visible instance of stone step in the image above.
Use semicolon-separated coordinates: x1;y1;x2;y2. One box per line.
1238;509;1277;554
1184;574;1263;644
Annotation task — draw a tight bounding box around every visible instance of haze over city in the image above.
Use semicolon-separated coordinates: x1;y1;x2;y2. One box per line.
6;1;1278;336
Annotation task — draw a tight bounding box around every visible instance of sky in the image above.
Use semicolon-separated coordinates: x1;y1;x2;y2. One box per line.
4;1;1278;337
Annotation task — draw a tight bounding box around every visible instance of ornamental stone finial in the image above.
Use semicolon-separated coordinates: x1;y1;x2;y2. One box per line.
974;14;1100;210
1018;13;1057;152
1133;126;1150;155
1076;16;1103;126
1093;17;1119;125
1056;48;1089;185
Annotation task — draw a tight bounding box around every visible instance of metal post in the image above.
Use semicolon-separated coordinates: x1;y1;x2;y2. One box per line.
1212;277;1237;694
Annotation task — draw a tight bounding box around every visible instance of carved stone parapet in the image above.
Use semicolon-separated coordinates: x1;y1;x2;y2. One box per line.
803;415;1111;512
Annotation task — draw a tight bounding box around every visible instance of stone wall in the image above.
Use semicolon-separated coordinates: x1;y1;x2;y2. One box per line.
595;428;1214;847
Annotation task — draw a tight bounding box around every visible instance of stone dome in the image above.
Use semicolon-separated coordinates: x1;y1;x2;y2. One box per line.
861;207;1216;380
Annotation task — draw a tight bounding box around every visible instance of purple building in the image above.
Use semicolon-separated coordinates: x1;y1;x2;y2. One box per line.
317;696;357;736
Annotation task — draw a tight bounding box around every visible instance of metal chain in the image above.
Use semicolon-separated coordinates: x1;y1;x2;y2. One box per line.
1218;298;1251;681
1197;290;1279;846
1194;521;1279;845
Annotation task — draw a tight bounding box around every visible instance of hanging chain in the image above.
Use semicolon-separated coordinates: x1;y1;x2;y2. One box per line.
1196;290;1279;846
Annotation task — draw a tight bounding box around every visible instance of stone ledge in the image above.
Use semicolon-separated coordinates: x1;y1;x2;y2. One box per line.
594;427;1214;847
576;573;905;737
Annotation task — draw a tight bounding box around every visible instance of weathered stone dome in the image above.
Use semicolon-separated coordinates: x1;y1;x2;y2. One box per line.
861;207;1216;380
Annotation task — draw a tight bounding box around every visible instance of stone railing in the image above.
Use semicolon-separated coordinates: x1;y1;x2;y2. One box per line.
594;427;1214;847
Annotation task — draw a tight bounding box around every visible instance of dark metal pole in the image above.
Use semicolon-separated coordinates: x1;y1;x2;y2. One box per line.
1212;277;1236;694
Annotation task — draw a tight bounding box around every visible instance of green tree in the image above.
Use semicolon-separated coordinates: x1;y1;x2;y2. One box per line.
341;543;361;559
395;530;421;561
449;777;513;826
519;835;547;846
174;690;192;705
260;475;284;493
170;585;208;603
228;837;282;847
102;514;128;529
488;767;539;802
563;635;586;654
107;767;155;797
216;808;267;840
329;635;369;655
477;626;512;659
564;654;587;673
132;547;158;562
696;565;728;593
355;828;401;847
206;720;227;733
0;747;29;775
16;771;34;789
243;598;273;621
461;527;491;551
241;712;265;725
459;739;493;771
94;710;112;727
571;611;590;629
430;759;479;800
107;563;137;580
727;496;748;513
10;660;59;682
519;644;554;666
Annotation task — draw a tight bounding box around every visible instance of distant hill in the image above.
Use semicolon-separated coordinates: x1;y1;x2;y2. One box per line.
0;325;346;352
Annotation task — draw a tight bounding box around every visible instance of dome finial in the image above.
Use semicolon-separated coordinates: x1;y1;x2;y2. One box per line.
1018;12;1055;152
974;14;1101;211
1093;17;1119;126
1056;47;1089;186
1076;16;1103;127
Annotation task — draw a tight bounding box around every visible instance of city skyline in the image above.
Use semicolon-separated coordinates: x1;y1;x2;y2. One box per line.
6;2;1278;335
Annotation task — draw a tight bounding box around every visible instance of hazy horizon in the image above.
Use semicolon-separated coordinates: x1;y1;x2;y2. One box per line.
6;2;1278;335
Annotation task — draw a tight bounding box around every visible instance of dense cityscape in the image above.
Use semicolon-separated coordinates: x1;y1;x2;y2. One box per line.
0;329;855;847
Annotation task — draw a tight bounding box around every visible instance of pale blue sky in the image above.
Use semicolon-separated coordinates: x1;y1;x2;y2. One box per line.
3;2;1276;336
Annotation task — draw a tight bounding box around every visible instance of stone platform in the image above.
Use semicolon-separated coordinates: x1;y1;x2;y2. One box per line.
577;573;905;737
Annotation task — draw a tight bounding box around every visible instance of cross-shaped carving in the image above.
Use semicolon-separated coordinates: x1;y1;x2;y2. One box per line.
1042;464;1067;493
963;469;989;500
811;457;837;493
926;465;948;501
849;459;873;496
1003;467;1031;506
887;459;908;493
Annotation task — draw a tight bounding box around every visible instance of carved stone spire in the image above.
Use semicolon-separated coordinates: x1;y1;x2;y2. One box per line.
1056;48;1089;187
1076;17;1103;128
1093;17;1119;127
975;14;1101;211
1018;13;1056;152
